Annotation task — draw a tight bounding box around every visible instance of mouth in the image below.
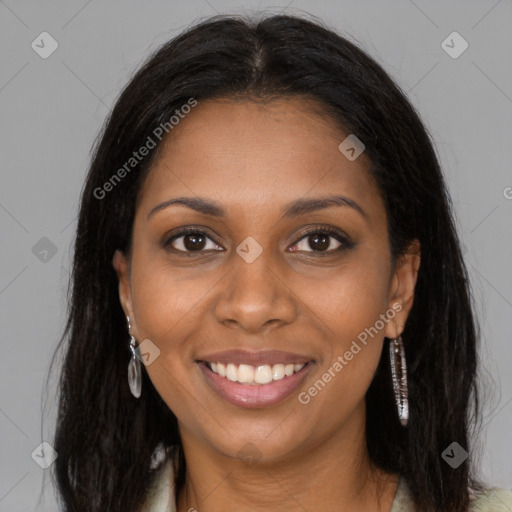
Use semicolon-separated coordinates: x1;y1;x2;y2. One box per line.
196;352;315;408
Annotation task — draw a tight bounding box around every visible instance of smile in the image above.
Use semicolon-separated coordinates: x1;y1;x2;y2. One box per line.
206;361;306;385
197;350;314;408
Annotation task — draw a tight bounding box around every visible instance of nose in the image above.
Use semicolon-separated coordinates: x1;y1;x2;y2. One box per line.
214;246;298;333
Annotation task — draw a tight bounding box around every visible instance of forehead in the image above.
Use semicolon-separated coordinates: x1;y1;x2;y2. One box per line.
137;97;382;220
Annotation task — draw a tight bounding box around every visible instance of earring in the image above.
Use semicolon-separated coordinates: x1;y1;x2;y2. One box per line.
389;336;409;427
127;315;142;398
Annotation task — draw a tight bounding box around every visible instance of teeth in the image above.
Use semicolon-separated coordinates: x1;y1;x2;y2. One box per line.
285;364;295;376
226;363;237;382
272;364;285;380
238;364;254;383
254;365;273;384
208;361;306;385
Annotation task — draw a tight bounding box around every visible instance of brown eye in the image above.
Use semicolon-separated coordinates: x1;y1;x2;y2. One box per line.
165;229;223;253
290;228;350;253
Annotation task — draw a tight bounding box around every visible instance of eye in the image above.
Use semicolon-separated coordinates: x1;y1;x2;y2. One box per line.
163;226;352;255
164;228;223;253
290;227;350;253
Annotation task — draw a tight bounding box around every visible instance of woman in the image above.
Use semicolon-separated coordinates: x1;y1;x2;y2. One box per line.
51;13;512;512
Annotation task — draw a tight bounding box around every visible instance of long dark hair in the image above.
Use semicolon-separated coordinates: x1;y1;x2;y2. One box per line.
49;13;481;511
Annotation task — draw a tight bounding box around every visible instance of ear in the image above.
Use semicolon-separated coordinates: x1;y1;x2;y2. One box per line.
384;239;421;339
112;249;135;329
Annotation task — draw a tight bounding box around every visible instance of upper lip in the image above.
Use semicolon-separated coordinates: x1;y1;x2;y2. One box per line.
196;349;313;366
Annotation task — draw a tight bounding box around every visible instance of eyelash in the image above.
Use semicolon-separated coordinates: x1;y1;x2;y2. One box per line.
163;226;353;255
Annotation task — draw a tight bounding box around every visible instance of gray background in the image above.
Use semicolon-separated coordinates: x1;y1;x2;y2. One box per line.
1;0;511;510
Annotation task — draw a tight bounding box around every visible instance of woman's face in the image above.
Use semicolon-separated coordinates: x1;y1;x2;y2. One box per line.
114;97;419;465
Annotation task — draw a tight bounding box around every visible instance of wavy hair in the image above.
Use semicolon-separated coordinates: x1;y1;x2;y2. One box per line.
49;13;481;511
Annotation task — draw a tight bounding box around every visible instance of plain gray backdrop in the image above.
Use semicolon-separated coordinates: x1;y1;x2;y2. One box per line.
1;1;511;510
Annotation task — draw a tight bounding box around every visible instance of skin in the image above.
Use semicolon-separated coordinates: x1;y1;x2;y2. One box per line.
113;97;420;512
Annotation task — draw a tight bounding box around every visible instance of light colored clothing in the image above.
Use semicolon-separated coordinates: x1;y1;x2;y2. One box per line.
144;458;175;512
143;458;512;511
388;476;512;511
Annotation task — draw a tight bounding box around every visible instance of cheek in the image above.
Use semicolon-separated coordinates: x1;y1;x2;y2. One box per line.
294;255;391;411
300;253;391;346
127;245;234;391
130;263;197;341
129;259;212;419
128;236;217;343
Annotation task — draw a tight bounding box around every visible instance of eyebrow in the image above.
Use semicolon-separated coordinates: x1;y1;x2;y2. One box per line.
146;194;367;221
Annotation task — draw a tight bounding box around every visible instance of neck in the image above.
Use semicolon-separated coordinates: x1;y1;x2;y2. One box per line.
175;408;398;512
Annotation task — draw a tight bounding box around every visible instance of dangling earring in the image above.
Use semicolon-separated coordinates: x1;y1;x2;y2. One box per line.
127;315;142;398
389;336;409;427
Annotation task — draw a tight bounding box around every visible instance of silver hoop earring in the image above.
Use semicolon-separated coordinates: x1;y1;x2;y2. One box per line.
127;315;142;398
389;336;409;427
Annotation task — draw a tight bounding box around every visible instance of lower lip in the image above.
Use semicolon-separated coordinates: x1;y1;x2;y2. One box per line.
198;362;314;408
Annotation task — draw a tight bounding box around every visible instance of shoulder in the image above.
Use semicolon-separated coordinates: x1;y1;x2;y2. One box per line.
141;458;176;512
391;477;512;512
470;486;512;511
